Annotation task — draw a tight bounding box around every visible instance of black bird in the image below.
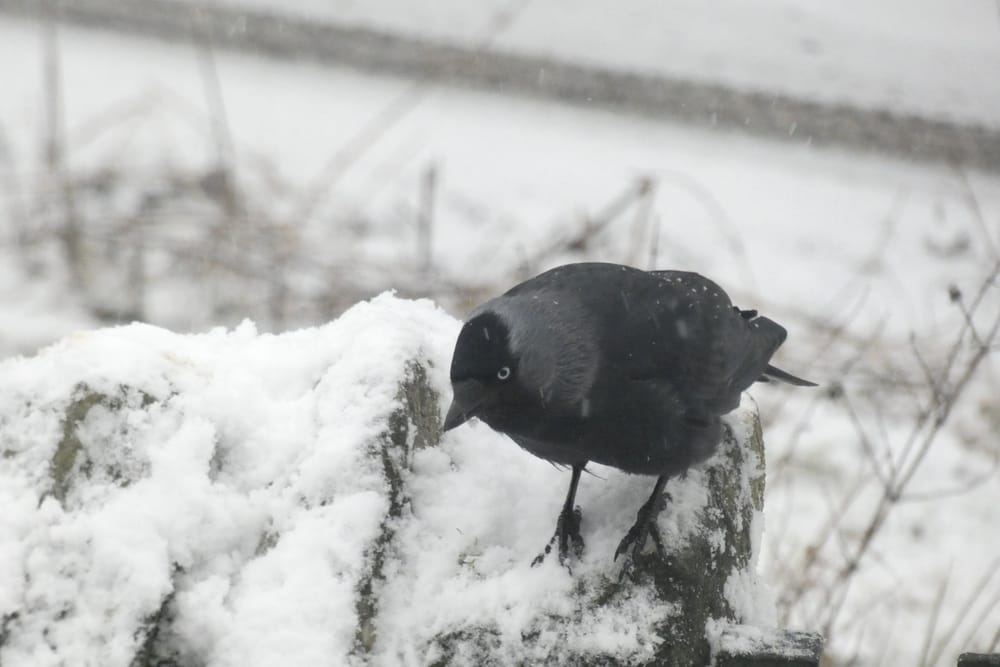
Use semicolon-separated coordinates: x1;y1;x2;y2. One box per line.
443;262;815;566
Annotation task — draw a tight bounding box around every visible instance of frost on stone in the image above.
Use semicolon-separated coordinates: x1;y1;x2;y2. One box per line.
50;384;160;503
0;293;803;667
710;623;824;667
354;361;442;657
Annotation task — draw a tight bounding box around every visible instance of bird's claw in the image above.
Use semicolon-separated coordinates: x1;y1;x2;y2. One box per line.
613;517;666;562
614;491;670;573
531;505;584;568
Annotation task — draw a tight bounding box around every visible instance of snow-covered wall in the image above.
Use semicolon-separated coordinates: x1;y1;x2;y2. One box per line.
0;294;786;666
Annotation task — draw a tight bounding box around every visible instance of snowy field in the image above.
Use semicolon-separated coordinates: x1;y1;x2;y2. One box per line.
167;0;1000;129
1;8;1000;667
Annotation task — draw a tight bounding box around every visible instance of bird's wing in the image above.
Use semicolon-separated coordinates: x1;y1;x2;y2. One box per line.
616;271;786;414
499;264;788;414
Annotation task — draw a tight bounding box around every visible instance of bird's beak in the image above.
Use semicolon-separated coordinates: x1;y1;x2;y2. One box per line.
443;379;485;432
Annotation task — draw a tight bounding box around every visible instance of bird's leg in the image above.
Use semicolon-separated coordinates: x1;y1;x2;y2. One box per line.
531;464;585;567
614;475;670;563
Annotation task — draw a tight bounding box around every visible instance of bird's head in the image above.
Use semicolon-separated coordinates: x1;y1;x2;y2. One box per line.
444;296;599;433
443;310;520;431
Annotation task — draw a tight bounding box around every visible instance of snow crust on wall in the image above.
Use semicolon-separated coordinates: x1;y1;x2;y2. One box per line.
0;293;774;666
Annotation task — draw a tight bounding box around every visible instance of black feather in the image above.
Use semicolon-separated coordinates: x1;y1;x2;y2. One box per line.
445;262;816;564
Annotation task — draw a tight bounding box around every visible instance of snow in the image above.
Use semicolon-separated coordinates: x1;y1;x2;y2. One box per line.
1;6;999;666
167;0;1000;128
0;295;456;666
707;621;822;663
0;294;771;665
2;16;998;339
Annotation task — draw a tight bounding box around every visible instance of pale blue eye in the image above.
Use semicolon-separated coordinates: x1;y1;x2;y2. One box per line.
497;366;511;380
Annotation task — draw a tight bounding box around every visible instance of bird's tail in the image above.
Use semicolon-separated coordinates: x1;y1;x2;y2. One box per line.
760;364;818;387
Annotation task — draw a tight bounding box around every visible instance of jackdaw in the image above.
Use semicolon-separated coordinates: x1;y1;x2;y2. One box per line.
443;262;815;566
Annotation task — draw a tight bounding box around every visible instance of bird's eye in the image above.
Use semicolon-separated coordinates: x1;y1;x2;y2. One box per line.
497;366;511;380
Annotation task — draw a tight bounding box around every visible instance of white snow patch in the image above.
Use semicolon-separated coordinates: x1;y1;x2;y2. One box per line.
0;294;458;667
707;620;821;664
3;293;767;666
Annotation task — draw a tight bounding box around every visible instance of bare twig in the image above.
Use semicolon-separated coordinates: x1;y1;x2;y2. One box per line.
41;2;83;287
909;334;943;409
937;266;998;394
0;122;30;261
841;391;891;489
417;163;437;273
775;473;869;618
769;310;879;482
193;23;235;173
647;214;661;270
289;0;534;227
953;286;988;349
951;167;998;260
522;176;654;270
625;178;657;266
821;262;1000;640
653;168;758;292
191;12;241;220
955;585;1000;656
989;618;1000;652
894;285;1000;494
899;455;999;502
917;570;951;667
927;559;1000;667
874;610;899;667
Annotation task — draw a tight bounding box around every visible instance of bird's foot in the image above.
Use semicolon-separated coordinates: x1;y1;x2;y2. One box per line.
614;491;671;573
531;505;584;568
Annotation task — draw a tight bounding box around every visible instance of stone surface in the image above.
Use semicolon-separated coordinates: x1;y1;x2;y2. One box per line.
714;624;824;667
959;654;1000;667
353;362;441;658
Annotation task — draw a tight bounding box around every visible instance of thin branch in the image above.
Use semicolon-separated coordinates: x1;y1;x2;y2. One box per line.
939;262;999;386
653;168;758;293
952;167;998;260
624;178;657;267
955;585;1000;656
841;391;891;490
890;264;1000;492
190;12;242;223
40;2;84;287
900;455;999;502
782;474;870;615
417;162;437;273
289;0;535;227
917;570;951;667
953;286;988;349
989;618;1000;652
874;610;899;667
524;176;654;268
909;334;943;410
927;558;1000;667
895;299;1000;493
822;263;1000;640
647;213;661;270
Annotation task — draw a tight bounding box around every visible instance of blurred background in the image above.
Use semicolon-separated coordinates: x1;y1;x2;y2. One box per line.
1;1;999;664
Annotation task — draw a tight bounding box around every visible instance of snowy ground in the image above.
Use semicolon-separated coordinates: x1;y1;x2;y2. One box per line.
168;0;1000;129
1;9;1000;667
